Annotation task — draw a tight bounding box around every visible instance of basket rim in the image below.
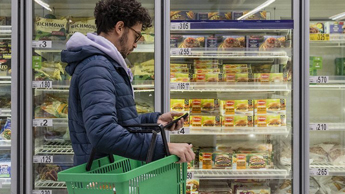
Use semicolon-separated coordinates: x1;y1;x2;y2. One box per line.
58;155;180;183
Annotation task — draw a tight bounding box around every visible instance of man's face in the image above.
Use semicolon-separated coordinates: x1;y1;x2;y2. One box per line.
118;23;142;58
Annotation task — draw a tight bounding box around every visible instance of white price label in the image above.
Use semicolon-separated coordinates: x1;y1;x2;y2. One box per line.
171;48;192;56
32;190;53;194
310;76;329;84
33;119;53;127
310;124;328;131
171;22;191;30
32;81;52;88
187;171;194;180
33;156;54;164
170;82;190;90
32;41;52;49
310;168;329;176
178;127;190;135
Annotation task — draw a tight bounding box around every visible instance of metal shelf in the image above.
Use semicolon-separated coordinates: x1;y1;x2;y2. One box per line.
0;140;11;150
0;178;11;189
35;180;66;189
310;163;345;176
189;169;290;179
33;40;154;53
172;126;289;136
310;76;345;89
310;123;345;131
171;82;291;92
35;142;74;160
0;109;11;117
33;189;68;194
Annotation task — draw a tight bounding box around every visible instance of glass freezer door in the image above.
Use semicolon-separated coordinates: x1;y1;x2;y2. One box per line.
0;0;14;193
27;0;159;193
168;0;299;193
308;0;345;193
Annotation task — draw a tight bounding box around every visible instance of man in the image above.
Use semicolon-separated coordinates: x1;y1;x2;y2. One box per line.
61;0;195;166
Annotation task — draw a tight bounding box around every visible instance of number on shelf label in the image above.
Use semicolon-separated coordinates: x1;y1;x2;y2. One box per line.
310;34;330;41
171;22;191;30
310;168;329;176
32;41;52;49
32;190;52;194
310;124;328;131
32;81;52;88
33;156;54;164
33;119;53;127
187;171;194;180
178;127;190;135
171;48;192;56
170;83;190;90
310;76;329;84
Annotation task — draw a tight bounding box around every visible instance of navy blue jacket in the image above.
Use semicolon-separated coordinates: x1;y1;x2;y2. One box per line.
61;45;165;165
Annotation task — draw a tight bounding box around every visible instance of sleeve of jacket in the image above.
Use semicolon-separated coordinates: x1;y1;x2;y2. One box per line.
78;59;166;161
138;112;161;124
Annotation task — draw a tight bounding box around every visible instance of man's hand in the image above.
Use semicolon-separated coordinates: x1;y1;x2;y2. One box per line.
168;143;195;163
157;112;186;131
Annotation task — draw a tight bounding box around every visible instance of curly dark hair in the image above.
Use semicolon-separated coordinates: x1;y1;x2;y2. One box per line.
94;0;152;34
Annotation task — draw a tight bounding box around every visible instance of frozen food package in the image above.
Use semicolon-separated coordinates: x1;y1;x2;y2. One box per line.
170;73;190;82
220;100;253;115
236;73;248;82
0;119;10;140
194;59;219;67
190;116;202;127
171;35;205;48
254;73;284;83
309;143;336;163
280;141;292;166
195;68;221;74
198;12;232;20
68;17;96;38
201;99;216;112
0;162;11;178
218;35;246;50
186;179;199;194
223;64;248;73
170;99;185;112
275;180;292;194
247;35;265;51
232;11;267;20
193;73;219;82
190;99;202;113
35;16;68;40
212;152;232;169
254;114;286;127
325;21;345;34
254;99;286;114
246;153;270;169
202;116;216;127
170;11;196;20
232;154;247;169
310;22;325;34
328;145;345;165
259;36;286;51
236;186;271;194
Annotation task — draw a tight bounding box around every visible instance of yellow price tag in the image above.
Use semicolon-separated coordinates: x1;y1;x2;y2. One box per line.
310;34;330;41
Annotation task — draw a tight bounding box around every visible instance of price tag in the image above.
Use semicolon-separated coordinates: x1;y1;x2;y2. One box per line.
33;156;54;164
171;22;191;30
310;76;329;84
310;34;330;41
170;82;190;90
32;41;52;48
171;48;192;56
310;168;329;176
310;124;328;131
32;190;53;194
187;171;194;180
33;119;53;127
32;81;53;88
178;127;190;135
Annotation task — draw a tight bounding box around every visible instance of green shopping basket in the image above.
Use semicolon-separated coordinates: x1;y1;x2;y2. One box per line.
58;124;187;194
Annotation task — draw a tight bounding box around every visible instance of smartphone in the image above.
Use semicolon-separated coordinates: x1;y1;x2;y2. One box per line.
164;113;189;129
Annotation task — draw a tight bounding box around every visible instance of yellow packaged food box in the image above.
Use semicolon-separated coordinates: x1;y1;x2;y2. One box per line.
194;59;219;65
190;116;202;127
270;73;284;83
170;73;190;82
254;114;286;127
254;99;286;114
201;99;215;112
236;73;248;82
190;99;202;113
186;179;200;194
193;73;206;82
234;115;253;127
205;74;219;82
223;64;248;73
170;64;189;69
170;99;185;112
170;68;189;73
202;116;216;127
222;116;234;127
195;68;220;74
194;64;219;69
68;17;96;37
246;153;269;169
220;100;253;115
223;73;236;82
232;154;247;170
255;73;270;82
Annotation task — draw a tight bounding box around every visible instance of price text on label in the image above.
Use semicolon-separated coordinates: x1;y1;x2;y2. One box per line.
32;41;52;48
33;156;54;164
32;81;53;88
171;22;191;30
310;76;329;84
32;190;52;194
310;168;329;176
187;171;194;180
33;119;53;127
310;34;330;41
310;124;328;131
171;48;192;56
178;127;190;135
170;83;190;90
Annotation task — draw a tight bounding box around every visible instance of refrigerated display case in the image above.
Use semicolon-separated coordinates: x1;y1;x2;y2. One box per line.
167;0;300;193
25;0;162;193
308;0;345;193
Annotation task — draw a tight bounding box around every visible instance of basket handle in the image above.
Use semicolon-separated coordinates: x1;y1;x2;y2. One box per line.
85;123;170;171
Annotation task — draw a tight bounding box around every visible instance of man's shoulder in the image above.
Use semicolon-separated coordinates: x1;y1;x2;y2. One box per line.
77;54;118;73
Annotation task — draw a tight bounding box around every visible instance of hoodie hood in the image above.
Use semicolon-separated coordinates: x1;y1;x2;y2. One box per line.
62;32;133;81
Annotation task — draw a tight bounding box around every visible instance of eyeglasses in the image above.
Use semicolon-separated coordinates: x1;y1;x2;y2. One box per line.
128;26;142;43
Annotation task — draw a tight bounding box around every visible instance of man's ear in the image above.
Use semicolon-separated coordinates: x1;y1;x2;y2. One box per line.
114;21;125;36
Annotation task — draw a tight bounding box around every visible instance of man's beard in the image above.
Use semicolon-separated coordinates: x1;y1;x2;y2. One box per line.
119;33;129;59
